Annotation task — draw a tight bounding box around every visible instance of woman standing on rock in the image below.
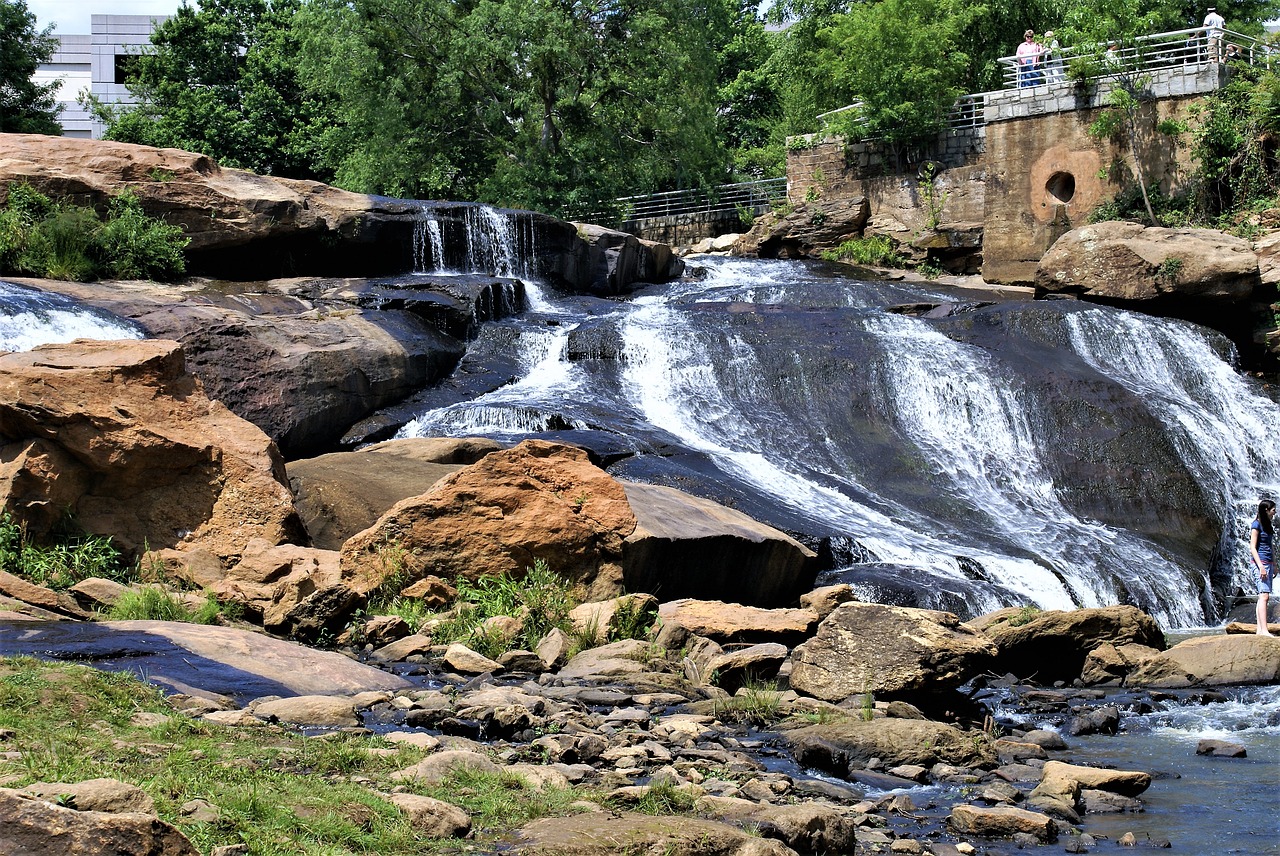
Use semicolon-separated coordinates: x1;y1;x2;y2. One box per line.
1249;499;1275;635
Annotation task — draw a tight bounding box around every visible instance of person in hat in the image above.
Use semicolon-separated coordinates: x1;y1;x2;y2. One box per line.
1204;6;1226;61
1016;29;1043;87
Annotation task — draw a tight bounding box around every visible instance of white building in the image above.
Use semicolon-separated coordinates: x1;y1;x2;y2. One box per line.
34;14;168;139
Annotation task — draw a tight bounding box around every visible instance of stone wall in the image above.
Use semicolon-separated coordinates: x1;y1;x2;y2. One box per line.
782;63;1228;283
624;210;751;245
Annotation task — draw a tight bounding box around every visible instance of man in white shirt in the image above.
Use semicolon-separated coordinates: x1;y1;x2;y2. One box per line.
1204;7;1226;61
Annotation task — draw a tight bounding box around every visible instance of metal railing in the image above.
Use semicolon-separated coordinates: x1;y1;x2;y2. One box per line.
612;177;787;222
817;93;987;135
998;26;1269;89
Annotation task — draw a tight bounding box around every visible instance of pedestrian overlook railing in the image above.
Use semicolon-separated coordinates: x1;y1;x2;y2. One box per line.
997;26;1269;89
592;177;788;224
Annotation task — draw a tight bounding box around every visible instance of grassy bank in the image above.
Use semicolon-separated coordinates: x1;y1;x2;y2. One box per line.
0;657;587;855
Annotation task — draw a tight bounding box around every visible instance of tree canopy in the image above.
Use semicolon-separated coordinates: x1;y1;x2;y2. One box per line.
93;0;1280;213
0;0;61;135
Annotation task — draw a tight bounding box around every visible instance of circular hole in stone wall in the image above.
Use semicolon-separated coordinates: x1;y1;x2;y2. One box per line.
1046;171;1076;204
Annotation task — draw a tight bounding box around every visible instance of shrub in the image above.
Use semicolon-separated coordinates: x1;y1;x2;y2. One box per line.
820;235;902;267
0;183;188;282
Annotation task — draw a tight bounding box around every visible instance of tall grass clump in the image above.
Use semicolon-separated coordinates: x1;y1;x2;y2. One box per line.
820;235;902;267
0;184;188;282
429;559;578;659
0;512;132;590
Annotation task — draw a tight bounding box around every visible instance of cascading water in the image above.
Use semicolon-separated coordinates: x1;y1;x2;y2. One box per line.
0;280;143;352
1065;308;1280;602
392;234;1276;628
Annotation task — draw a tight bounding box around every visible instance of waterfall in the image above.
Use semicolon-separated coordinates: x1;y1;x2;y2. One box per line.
1065;308;1280;599
0;281;143;353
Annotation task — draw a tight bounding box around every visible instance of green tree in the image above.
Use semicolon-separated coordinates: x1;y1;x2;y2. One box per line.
93;0;325;179
817;0;977;154
297;0;729;214
0;0;61;135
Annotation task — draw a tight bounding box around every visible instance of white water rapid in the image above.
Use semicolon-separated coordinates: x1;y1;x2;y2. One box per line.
0;281;143;352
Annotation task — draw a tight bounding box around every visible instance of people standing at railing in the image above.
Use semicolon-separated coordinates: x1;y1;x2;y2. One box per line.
1104;41;1121;68
1016;30;1043;87
1043;31;1065;82
1204;6;1226;61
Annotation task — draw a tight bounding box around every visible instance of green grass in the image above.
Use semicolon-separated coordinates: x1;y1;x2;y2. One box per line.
104;586;236;625
820;235;902;267
0;657;596;855
715;680;786;726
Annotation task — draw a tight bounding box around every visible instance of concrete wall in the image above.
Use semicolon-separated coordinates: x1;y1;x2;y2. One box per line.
624;210;750;245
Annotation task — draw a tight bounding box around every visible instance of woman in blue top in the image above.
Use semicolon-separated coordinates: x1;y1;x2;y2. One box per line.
1249;499;1275;635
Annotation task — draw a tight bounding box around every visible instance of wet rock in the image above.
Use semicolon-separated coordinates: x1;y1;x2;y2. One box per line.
1037;760;1151;797
993;738;1048;763
784;718;996;773
790;602;995;701
515;810;797;855
1080;642;1162;686
371;633;434;663
1196;739;1246;757
947;804;1057;842
0;787;197;855
497;650;546;673
1067;704;1120;736
1127;634;1280;687
1081;788;1144;813
1020;729;1068;750
22;779;155;814
967;605;1165;684
252;695;359;728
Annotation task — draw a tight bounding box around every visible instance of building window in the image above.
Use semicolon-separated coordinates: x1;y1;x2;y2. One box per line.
114;54;142;85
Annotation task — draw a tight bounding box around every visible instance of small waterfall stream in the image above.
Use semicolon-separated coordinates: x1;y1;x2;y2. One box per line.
0;280;143;352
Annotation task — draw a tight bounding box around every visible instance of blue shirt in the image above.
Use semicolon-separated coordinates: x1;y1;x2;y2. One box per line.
1252;519;1273;563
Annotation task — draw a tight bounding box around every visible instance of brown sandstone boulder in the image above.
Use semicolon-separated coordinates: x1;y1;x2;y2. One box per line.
0;788;197;855
568;593;659;643
22;779;154;814
948;804;1057;842
0;340;304;561
340;439;635;595
657;599;819;645
1036;222;1259;305
1035;760;1151;797
386;793;471;838
967;605;1165;684
0;570;91;619
621;482;818;606
287;439;498;549
516;811;797;855
1127;634;1280;687
784;718;996;772
734;197;871;259
790;602;996;700
252;695;360;728
1079;642;1162;686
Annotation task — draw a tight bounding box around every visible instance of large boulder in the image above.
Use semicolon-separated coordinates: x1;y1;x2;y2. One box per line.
789;602;996;701
967;605;1166;684
0;787;197;856
287;438;501;549
784;718;996;772
1127;634;1280;687
657;599;818;645
621;482;818;606
0;340;305;561
571;224;685;295
340;440;637;597
734;197;871;259
1036;222;1259;306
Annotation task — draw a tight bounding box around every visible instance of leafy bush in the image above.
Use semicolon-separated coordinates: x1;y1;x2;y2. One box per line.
820;235;902;267
0;184;188;282
0;512;132;590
